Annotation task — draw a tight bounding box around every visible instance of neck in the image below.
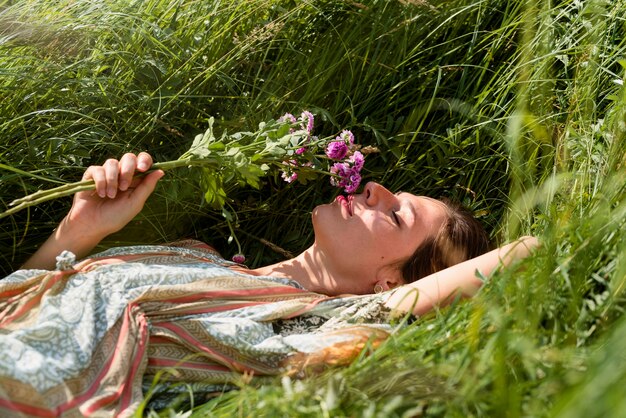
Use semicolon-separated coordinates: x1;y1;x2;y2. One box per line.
251;244;343;295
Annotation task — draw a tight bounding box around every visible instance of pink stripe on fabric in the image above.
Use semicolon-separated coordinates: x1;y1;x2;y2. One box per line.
56;322;126;414
148;357;230;372
0;270;73;326
0;398;57;417
155;302;266;316
120;310;149;412
283;296;331;319
162;285;309;304
154;322;256;373
1;286;34;299
79;304;148;415
76;251;218;271
54;303;141;415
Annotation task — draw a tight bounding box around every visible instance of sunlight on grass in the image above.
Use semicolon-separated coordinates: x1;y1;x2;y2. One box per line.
2;0;626;416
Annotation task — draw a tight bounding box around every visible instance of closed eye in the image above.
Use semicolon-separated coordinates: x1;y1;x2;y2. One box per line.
392;211;401;226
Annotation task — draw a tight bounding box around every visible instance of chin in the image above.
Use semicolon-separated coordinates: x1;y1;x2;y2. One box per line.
310;204;339;248
310;206;322;236
310;203;329;226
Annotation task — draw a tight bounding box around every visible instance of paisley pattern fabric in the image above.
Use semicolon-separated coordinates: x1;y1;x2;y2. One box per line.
0;241;393;417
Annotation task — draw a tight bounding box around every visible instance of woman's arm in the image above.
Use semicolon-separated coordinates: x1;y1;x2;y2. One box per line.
21;152;164;270
384;236;539;317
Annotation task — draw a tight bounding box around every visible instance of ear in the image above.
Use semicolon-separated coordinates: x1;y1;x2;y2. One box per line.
374;267;404;292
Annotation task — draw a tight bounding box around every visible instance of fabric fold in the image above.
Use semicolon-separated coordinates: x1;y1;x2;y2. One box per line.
0;241;393;417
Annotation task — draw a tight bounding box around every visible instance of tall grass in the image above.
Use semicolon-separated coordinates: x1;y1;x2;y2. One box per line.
1;0;626;416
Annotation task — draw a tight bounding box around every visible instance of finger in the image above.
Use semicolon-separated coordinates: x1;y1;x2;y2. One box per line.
130;170;164;206
103;159;120;198
136;152;153;172
118;153;137;191
84;166;107;198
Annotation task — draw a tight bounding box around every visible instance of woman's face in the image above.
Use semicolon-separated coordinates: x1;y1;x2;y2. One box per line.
311;182;448;294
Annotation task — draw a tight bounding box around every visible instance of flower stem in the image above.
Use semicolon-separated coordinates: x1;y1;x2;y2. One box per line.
0;157;214;220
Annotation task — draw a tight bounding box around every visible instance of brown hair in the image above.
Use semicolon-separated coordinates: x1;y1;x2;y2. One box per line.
400;199;490;283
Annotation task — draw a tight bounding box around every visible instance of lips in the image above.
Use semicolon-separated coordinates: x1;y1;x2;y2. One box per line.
335;195;353;216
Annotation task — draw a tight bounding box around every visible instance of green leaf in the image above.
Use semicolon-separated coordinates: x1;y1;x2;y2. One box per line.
225;147;241;157
237;163;265;189
276;122;291;137
185;117;216;158
264;142;287;158
208;142;225;151
200;167;227;209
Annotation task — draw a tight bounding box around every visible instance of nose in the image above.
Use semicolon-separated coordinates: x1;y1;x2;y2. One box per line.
364;182;395;207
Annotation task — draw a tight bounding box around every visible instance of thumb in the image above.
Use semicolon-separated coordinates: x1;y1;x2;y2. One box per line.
131;170;164;203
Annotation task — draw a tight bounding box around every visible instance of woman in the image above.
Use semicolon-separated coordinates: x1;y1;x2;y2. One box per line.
2;153;537;416
23;152;536;311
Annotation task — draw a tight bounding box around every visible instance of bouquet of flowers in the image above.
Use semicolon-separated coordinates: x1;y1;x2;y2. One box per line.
1;111;373;223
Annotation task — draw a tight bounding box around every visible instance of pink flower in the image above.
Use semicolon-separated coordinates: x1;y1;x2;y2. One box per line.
345;171;361;193
325;140;349;160
275;111;365;194
300;111;314;133
329;162;350;188
329;162;362;193
232;254;246;264
281;159;299;183
279;113;297;124
328;149;365;193
339;130;355;145
279;113;298;134
348;151;364;171
281;170;298;183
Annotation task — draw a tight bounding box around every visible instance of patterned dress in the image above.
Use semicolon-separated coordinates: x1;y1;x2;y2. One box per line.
0;241;395;417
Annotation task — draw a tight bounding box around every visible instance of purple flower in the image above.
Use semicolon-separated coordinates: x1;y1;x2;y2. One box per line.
329;162;349;188
281;170;298;183
275;111;365;195
329;162;362;193
339;130;355;145
328;148;365;193
348;151;364;171
232;254;246;264
281;159;299;183
344;171;361;194
300;111;314;133
325;140;349;160
279;113;298;134
279;113;297;124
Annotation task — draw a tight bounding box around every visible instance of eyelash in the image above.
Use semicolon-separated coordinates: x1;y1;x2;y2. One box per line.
392;211;401;226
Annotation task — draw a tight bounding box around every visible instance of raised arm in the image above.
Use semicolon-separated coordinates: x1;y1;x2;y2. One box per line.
21;152;164;270
384;236;539;317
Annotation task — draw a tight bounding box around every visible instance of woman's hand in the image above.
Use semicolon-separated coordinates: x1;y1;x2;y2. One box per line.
21;152;164;270
65;152;164;240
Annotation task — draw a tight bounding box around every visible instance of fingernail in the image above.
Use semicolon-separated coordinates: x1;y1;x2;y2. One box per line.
119;180;128;190
138;162;148;170
107;187;116;198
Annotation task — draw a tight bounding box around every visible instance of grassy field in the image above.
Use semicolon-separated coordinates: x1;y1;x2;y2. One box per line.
2;0;626;416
